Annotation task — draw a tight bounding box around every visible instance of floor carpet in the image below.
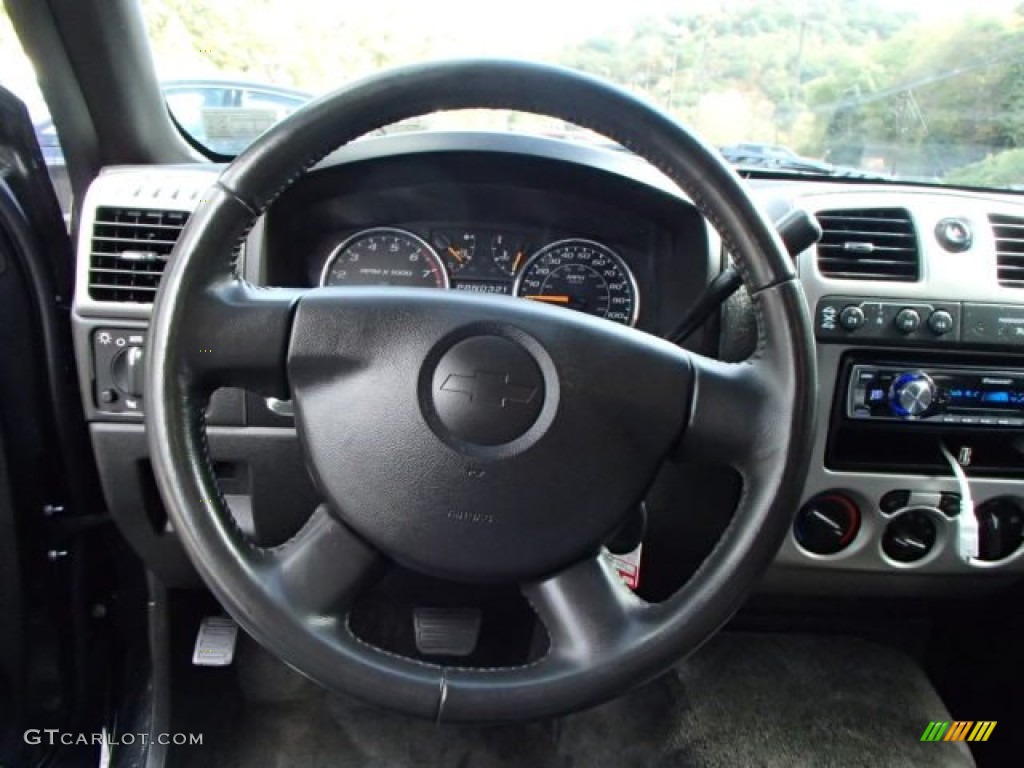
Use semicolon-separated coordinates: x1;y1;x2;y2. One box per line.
171;632;974;767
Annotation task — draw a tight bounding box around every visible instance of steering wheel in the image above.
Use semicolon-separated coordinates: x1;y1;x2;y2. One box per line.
146;60;815;722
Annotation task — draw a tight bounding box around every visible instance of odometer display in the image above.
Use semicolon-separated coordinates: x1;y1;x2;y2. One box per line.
514;239;638;326
320;227;449;288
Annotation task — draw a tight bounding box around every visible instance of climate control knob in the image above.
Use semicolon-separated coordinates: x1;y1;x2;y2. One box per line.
794;492;861;555
883;509;937;563
890;372;936;418
975;497;1024;561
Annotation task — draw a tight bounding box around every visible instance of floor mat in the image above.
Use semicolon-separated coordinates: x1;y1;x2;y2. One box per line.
173;632;974;767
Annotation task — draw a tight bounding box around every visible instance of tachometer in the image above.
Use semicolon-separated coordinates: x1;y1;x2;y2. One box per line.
320;227;449;288
514;239;638;326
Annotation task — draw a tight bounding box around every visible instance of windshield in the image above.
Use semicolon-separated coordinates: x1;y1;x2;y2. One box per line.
141;0;1024;190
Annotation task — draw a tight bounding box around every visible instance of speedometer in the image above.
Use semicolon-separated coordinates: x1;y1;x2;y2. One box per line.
514;239;638;326
320;227;449;288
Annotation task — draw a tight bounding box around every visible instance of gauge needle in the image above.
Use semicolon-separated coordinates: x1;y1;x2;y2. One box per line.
447;246;464;262
512;251;523;272
524;295;571;304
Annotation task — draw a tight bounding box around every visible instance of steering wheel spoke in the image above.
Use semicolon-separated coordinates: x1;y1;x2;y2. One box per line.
676;352;772;471
676;280;813;475
183;280;303;398
523;555;644;664
259;504;381;617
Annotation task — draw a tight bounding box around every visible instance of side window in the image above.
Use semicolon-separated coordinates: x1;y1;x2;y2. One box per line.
0;7;71;219
165;89;219;145
239;89;303;114
168;85;306;156
167;85;290;156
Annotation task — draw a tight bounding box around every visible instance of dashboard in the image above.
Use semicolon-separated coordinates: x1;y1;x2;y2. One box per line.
70;131;1024;596
258;145;711;336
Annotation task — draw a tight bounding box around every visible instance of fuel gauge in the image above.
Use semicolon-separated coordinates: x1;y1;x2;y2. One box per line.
434;231;476;273
491;233;529;276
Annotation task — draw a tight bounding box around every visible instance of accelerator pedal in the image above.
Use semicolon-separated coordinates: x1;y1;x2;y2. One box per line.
413;607;482;657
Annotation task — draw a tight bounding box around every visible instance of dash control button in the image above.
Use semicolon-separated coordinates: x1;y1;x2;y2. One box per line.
880;490;910;514
839;305;865;331
894;308;921;334
927;310;954;336
939;493;962;518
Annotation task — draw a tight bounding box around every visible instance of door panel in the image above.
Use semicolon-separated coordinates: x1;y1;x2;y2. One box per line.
0;84;106;768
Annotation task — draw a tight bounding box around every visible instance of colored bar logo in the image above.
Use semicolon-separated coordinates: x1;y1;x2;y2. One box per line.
921;721;996;742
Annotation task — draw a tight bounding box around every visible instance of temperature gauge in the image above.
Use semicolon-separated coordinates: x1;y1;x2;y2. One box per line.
491;233;529;276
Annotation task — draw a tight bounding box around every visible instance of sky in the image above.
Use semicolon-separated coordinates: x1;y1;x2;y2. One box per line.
283;0;1023;47
3;0;1023;122
224;0;1024;58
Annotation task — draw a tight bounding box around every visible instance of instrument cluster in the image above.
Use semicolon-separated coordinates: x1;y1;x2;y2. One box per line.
318;225;639;326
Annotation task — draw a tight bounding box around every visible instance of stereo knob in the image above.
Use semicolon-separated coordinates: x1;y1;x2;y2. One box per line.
890;372;936;418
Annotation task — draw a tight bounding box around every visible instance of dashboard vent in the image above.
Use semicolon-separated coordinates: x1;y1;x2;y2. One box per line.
990;213;1024;288
815;207;920;281
88;207;189;302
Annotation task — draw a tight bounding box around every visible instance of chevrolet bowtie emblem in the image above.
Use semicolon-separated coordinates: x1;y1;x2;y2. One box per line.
439;371;538;408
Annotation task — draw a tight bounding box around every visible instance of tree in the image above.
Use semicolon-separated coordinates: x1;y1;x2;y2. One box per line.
946;148;1024;189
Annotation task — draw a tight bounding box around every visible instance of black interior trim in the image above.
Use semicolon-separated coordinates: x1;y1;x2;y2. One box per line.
0;92;101;518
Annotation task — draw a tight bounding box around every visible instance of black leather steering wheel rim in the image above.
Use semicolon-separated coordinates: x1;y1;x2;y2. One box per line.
145;59;816;722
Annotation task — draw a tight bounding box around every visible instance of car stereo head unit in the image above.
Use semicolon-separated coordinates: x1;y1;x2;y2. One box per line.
847;364;1024;426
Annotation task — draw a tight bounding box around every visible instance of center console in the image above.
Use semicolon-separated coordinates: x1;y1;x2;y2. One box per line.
771;189;1024;590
